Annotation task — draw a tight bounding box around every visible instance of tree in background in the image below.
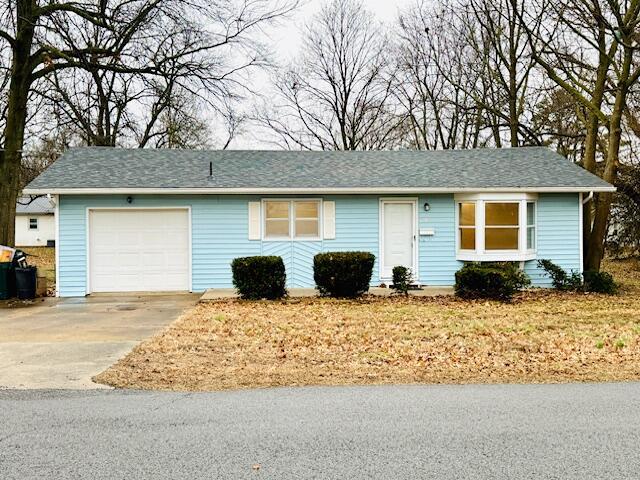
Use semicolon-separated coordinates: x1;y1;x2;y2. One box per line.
256;0;401;150
609;164;640;256
516;0;640;270
393;3;483;149
0;0;298;246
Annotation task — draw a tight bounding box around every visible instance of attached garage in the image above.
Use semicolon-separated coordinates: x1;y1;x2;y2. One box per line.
88;208;191;293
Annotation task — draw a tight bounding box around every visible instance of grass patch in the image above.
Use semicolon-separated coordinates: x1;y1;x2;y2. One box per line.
95;259;640;391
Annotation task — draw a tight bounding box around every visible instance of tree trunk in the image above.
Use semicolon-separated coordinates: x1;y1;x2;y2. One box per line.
508;10;519;147
585;73;629;271
0;1;36;247
580;114;599;265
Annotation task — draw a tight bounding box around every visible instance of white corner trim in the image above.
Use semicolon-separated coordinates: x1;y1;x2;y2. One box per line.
579;192;584;274
54;194;60;297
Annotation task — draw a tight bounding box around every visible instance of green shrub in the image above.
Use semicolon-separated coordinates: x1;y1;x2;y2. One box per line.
583;270;618;294
313;251;375;298
454;262;530;301
537;259;583;291
392;266;412;295
231;256;287;300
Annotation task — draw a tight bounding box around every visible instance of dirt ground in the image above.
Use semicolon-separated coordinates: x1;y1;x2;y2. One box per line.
95;258;640;391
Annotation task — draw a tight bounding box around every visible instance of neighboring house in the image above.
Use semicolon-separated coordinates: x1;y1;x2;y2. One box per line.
15;196;55;247
23;147;614;297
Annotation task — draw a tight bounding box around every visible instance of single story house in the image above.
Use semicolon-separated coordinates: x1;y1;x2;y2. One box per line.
23;147;614;297
15;196;55;247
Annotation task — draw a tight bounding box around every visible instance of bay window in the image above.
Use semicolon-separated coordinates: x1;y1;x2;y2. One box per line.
263;199;321;240
456;194;537;261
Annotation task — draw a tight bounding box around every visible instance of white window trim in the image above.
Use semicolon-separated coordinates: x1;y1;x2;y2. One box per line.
29;218;39;230
526;201;537;252
261;198;323;241
454;193;537;262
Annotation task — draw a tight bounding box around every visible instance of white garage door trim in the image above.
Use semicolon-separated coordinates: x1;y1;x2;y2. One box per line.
86;207;192;294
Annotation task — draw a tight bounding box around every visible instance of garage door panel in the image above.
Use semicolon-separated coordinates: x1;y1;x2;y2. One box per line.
141;254;165;269
89;209;190;293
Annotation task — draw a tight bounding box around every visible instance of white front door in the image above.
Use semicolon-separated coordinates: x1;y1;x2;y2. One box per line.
88;209;190;293
381;200;416;279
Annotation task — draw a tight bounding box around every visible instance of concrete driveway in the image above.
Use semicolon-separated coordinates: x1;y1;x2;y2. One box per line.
0;294;198;389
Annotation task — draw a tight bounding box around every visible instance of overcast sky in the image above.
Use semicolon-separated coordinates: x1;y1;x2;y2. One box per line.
270;0;413;62
230;0;415;148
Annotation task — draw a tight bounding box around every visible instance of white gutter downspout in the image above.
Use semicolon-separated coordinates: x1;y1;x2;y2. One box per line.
582;191;594;204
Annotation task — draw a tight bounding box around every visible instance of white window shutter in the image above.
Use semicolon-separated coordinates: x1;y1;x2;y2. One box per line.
323;201;336;239
248;202;261;240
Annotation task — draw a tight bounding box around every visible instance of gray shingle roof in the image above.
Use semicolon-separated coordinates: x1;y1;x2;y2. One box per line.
24;146;614;192
16;196;54;214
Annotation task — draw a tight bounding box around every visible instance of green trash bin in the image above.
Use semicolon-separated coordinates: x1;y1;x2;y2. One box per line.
15;266;37;300
0;262;16;300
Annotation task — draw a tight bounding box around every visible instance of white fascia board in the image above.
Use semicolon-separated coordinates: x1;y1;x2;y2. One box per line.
23;185;617;195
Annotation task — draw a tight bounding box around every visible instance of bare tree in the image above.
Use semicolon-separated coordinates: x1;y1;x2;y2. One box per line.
392;0;545;150
394;2;484;150
517;0;640;270
138;87;212;149
532;88;590;162
0;0;298;246
257;0;400;150
462;0;544;147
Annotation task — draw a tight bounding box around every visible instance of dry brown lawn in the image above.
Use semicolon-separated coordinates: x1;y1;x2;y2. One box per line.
95;258;640;391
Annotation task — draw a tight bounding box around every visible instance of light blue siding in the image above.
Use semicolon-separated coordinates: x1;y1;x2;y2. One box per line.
191;196;261;289
57;193;581;296
523;193;582;286
57;196;89;297
418;194;463;285
57;194;380;295
323;195;380;281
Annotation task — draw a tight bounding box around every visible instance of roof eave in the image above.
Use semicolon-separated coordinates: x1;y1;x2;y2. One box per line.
22;186;617;195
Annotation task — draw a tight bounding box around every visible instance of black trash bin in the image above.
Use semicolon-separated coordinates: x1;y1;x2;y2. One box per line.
15;266;37;300
0;262;15;300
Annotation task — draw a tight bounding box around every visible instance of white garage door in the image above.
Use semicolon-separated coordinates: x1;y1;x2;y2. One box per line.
89;209;190;293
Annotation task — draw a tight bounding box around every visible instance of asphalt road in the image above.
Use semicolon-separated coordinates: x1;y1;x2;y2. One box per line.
1;383;639;479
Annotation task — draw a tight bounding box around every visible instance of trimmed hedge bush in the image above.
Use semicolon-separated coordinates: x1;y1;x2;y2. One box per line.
392;265;412;295
537;259;583;291
231;256;287;300
454;262;530;301
313;251;375;298
583;270;618;294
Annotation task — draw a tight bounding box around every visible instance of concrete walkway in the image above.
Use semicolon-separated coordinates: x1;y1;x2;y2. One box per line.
200;286;454;301
0;294;198;389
